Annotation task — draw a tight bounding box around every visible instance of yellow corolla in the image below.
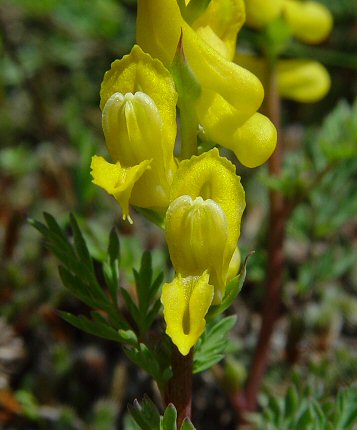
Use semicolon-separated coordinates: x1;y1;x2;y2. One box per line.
277;59;331;102
189;0;245;60
244;0;333;44
162;149;245;354
165;148;245;304
137;0;277;168
245;0;284;29
90;45;177;222
162;272;214;355
236;52;331;103
283;0;333;45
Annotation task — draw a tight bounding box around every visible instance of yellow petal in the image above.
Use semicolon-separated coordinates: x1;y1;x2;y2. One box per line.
90;155;151;223
244;0;284;29
191;0;246;60
283;0;333;44
229;112;277;168
162;272;214;355
169;149;245;302
165;195;228;297
197;87;276;167
137;0;264;127
236;52;330;103
102;91;163;166
100;45;177;170
277;59;331;102
235;52;267;86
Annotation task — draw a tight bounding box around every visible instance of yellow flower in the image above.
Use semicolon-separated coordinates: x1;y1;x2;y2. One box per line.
283;0;333;45
165;148;245;303
244;0;333;44
189;0;245;60
277;59;331;102
161;272;214;356
245;0;284;29
91;45;177;221
137;0;277;168
165;195;228;291
236;52;331;103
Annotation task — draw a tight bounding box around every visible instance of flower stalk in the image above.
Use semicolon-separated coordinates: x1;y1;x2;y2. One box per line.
165;347;194;429
237;63;287;417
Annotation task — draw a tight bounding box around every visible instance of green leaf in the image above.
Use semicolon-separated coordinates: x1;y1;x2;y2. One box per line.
104;228;121;306
193;315;237;373
59;312;125;343
128;396;161;430
144;299;162;332
331;386;357;429
118;329;138;346
162;404;177;430
58;266;98;309
149;272;164;304
70;213;92;268
121;287;141;327
170;32;201;107
32;213;113;311
136;251;153;313
285;385;299;417
108;227;120;263
125;344;161;382
180;418;197;430
127;399;196;430
129;251;164;335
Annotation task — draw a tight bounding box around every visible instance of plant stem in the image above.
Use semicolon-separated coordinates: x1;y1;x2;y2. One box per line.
165;347;193;429
236;65;287;416
246;65;285;410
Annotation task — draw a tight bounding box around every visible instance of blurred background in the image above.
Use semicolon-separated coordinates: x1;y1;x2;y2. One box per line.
0;0;357;428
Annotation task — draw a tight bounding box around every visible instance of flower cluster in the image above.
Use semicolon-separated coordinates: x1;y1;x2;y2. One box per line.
91;0;280;356
239;0;333;102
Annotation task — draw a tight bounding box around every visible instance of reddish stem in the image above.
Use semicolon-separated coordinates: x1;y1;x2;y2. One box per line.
165;347;193;429
236;66;287;418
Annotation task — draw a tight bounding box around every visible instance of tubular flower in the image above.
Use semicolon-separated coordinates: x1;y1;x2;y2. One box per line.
161;272;214;356
244;0;333;44
236;53;331;103
165;148;245;304
245;0;284;29
277;59;331;102
91;45;177;222
283;0;333;45
137;0;277;168
166;196;228;291
189;0;245;61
